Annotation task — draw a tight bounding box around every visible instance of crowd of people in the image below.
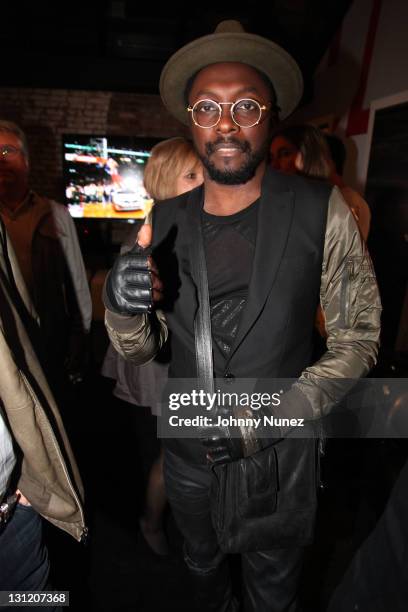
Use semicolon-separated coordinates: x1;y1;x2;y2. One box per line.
0;18;406;612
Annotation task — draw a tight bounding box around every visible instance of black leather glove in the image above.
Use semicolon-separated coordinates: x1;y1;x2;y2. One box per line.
199;386;313;466
201;403;281;466
200;404;258;466
104;244;153;316
202;428;244;466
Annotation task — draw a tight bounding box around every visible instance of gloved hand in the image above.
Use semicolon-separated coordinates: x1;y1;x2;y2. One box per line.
200;403;264;466
200;401;285;466
202;428;245;466
202;424;279;466
104;222;163;316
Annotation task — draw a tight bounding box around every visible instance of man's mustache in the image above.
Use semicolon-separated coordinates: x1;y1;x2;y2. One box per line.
205;138;251;156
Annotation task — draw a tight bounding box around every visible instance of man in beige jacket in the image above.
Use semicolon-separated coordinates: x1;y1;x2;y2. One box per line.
0;216;86;600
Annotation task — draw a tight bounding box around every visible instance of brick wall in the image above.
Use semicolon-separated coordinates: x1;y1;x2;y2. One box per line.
0;88;188;200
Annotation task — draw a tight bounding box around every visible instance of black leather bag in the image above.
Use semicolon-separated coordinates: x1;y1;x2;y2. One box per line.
209;445;278;553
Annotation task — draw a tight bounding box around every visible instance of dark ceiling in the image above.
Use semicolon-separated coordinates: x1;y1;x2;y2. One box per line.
2;1;353;105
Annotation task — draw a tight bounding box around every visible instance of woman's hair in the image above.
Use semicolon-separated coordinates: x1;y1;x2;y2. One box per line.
271;124;331;179
143;137;200;200
324;133;346;176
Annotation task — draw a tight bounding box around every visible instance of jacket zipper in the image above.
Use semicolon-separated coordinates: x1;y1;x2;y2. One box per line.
340;259;354;328
317;424;326;490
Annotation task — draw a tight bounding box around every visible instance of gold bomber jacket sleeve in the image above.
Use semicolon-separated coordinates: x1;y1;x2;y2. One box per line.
104;309;168;366
280;186;382;421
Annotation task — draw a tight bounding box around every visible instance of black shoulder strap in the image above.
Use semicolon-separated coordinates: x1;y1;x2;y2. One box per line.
187;194;214;396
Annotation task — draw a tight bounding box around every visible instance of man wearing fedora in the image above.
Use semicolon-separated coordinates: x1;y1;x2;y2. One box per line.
103;21;381;612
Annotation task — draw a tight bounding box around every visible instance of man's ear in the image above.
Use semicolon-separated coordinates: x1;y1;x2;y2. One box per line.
294;152;303;172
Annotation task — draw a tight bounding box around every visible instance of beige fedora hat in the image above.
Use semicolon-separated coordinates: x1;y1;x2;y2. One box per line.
159;20;303;126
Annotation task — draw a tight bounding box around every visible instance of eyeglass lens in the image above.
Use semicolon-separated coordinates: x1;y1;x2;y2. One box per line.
192;99;262;128
0;145;20;158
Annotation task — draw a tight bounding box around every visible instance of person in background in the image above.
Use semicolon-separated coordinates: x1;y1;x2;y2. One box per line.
0;217;86;608
270;124;331;176
271;124;371;241
0;121;92;385
142;136;204;200
324;133;371;242
275;124;332;179
102;137;203;555
269;130;299;175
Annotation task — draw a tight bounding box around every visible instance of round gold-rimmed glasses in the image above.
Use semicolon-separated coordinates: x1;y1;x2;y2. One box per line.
187;98;270;129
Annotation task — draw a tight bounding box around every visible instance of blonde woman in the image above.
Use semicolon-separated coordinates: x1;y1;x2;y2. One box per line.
102;137;203;555
143;136;203;201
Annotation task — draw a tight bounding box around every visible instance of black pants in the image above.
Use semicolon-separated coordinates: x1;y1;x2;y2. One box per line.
164;449;305;612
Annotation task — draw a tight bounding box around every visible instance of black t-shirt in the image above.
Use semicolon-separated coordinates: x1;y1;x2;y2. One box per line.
201;200;259;362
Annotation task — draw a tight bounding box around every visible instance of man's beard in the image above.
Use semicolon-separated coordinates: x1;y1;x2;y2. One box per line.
199;138;268;185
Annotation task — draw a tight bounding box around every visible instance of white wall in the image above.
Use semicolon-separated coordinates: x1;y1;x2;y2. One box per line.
292;0;408;191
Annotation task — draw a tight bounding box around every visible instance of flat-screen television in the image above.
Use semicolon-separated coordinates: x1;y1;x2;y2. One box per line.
63;135;161;219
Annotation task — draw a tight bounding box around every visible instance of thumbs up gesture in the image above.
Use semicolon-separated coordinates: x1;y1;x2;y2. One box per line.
104;214;163;316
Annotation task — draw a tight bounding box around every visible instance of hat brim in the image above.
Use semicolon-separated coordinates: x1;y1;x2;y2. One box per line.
159;32;303;125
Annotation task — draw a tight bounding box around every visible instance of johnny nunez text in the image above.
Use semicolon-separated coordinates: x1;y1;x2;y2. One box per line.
168;415;305;428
